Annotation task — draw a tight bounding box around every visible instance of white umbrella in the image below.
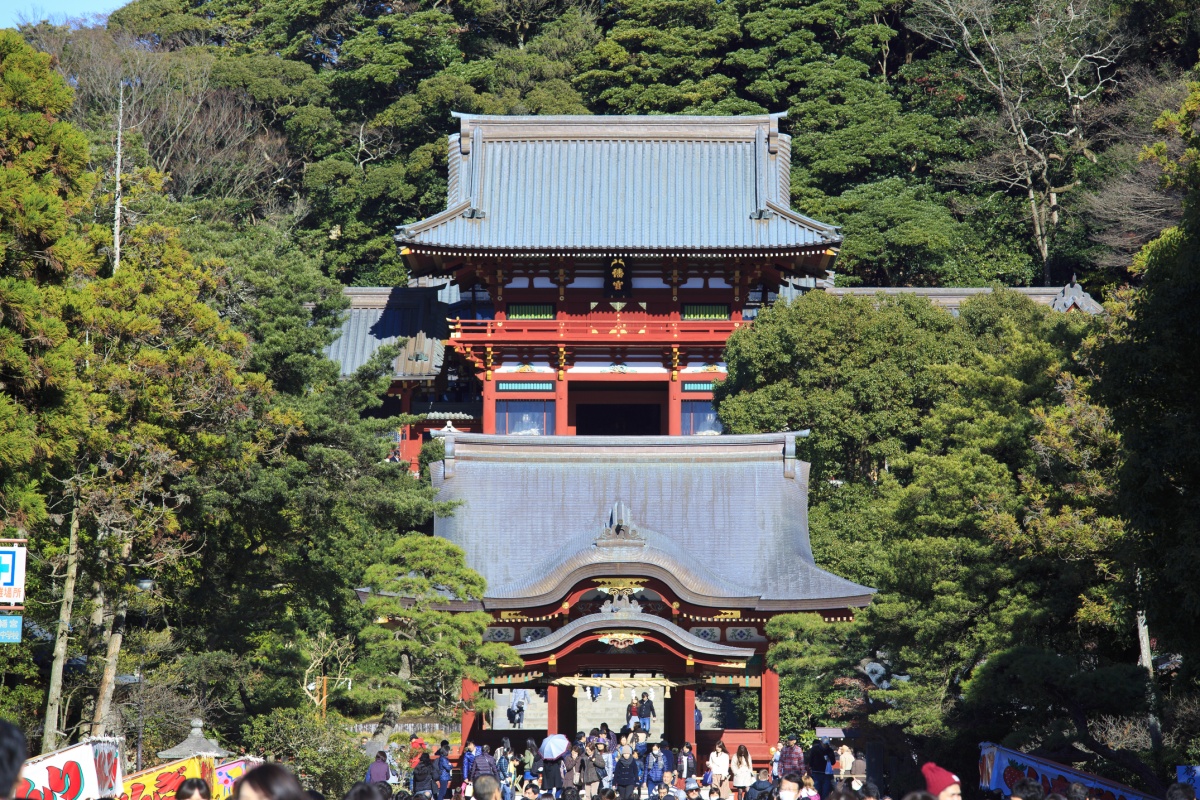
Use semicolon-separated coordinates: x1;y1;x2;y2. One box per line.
539;734;570;760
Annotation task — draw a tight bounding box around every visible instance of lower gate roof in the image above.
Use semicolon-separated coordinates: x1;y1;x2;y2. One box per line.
430;433;874;611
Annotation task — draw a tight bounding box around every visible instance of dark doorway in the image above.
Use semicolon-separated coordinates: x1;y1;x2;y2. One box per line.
576;403;662;435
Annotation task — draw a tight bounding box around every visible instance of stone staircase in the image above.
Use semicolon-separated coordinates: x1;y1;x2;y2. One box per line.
493;688;550;731
491;685;727;740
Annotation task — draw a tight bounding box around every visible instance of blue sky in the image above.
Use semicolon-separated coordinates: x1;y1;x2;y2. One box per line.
4;0;123;29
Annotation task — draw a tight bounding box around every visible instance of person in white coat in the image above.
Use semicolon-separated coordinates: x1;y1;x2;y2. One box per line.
730;746;754;800
706;742;730;799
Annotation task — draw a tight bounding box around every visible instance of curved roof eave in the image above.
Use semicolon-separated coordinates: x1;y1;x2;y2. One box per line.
513;612;756;660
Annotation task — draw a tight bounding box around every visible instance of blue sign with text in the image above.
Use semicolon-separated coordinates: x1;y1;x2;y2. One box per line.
0;615;22;643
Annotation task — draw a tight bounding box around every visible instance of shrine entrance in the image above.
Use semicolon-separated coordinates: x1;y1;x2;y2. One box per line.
569;382;668;435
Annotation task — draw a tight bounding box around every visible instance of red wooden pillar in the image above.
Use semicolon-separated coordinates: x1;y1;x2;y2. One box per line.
761;669;780;748
683;686;697;745
461;678;481;756
555;376;568;435
547;684;560;735
483;377;496;434
668;377;682;436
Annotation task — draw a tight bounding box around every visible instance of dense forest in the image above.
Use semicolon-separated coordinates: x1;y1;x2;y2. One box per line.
1;0;1199;795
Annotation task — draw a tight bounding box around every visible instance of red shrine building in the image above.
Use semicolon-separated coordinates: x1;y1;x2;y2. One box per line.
431;432;871;759
396;112;838;439
394;111;863;759
334;112;1101;758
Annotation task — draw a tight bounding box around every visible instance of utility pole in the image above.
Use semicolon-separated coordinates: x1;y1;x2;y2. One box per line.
321;676;329;720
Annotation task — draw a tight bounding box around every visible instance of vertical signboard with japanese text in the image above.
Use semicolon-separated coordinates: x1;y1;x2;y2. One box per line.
0;543;26;604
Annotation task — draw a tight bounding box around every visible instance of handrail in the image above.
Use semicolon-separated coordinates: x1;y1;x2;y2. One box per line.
448;318;745;340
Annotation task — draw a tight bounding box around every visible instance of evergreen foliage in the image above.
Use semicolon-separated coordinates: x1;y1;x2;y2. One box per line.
1;0;1198;793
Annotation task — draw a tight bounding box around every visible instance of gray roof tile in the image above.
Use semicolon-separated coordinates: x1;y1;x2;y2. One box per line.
431;433;874;610
398;113;840;254
325;288;448;379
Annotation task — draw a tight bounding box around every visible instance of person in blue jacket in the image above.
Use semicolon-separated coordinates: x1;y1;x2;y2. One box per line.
437;746;454;800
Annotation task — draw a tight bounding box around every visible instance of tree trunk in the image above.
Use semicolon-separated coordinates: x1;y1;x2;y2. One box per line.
42;504;81;753
112;82;124;274
1135;570;1163;750
91;594;128;737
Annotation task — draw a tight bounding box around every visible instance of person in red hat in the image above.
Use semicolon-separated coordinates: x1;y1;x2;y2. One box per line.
921;763;961;800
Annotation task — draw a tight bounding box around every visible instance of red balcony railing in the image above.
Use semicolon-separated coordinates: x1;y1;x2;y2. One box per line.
447;317;745;344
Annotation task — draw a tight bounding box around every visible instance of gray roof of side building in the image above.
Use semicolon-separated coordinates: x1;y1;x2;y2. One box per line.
430;433;875;611
396;113;841;255
823;283;1104;315
325;287;448;379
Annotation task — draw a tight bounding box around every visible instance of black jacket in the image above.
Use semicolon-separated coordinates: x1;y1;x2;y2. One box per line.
413;763;436;794
638;699;656;717
614;757;640;787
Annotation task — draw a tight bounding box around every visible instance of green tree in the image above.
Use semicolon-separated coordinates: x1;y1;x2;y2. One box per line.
715;291;964;493
358;534;520;722
0;29;93;538
242;708;369;796
1099;81;1200;669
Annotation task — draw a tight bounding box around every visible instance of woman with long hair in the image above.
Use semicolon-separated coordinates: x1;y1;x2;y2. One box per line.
706;742;730;800
730;746;753;800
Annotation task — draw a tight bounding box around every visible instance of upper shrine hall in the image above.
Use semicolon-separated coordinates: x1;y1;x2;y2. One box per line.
401;111;839;440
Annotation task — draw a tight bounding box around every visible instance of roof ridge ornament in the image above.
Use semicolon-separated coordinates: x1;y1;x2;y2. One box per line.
598;501;644;547
751;126;774;220
465;124;486;219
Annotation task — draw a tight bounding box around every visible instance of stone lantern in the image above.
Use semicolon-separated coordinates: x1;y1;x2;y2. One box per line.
157;719;230;760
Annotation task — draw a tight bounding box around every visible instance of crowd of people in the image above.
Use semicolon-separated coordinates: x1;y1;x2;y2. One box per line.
2;719;1198;800
448;728;872;800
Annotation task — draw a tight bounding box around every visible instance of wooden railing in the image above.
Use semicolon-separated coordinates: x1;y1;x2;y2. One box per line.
448;317;744;342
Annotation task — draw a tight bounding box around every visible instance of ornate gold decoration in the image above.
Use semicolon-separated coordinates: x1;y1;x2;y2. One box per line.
593;578;648;597
499;611;527;621
671;346;680;381
714;609;742;620
485;345;494;381
558;345;567;381
597;630;645;650
701;363;721;373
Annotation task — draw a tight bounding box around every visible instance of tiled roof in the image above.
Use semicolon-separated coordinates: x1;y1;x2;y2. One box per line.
824;283;1105;315
325;287;447;379
514;613;756;660
397;113;840;255
430;433;875;610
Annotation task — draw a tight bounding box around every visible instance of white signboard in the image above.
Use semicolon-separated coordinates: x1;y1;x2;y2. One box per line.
18;738;124;800
0;544;25;604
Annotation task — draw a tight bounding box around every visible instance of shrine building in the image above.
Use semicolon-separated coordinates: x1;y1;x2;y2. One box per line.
337;112;1102;759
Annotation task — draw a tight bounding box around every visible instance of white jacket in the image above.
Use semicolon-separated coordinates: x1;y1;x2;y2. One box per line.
708;752;730;780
